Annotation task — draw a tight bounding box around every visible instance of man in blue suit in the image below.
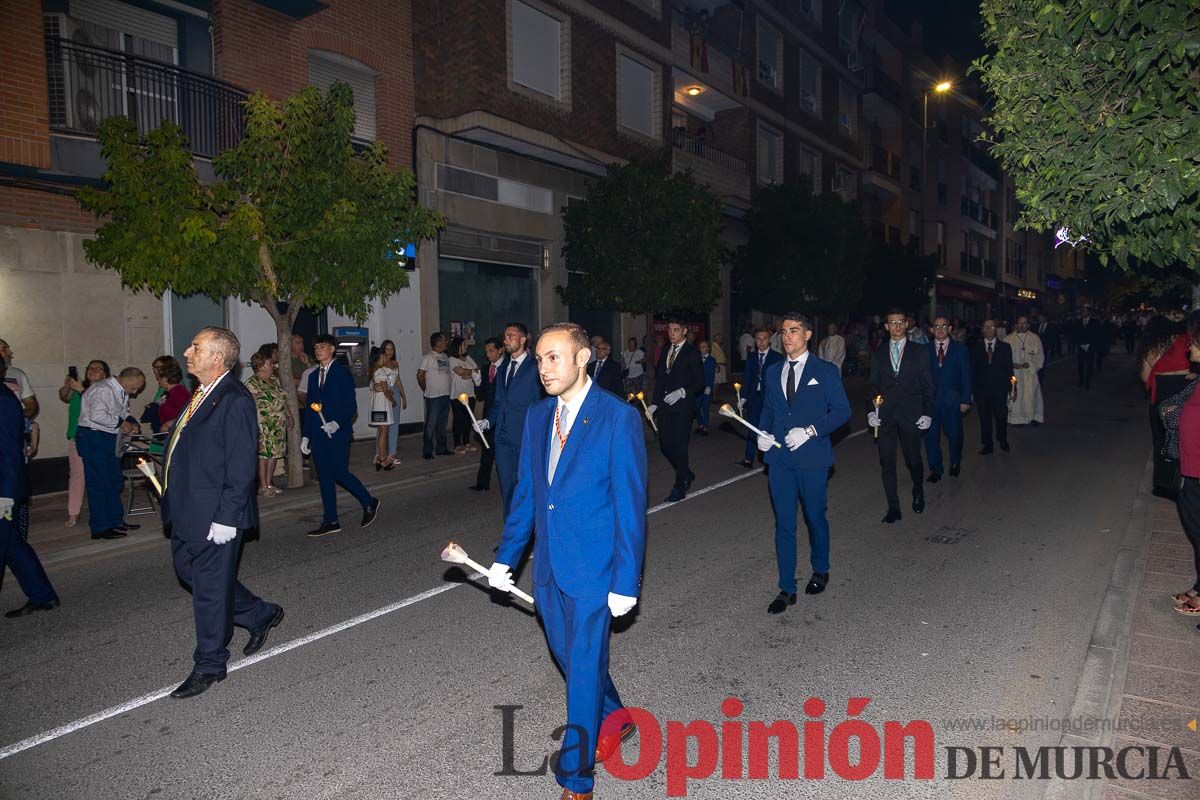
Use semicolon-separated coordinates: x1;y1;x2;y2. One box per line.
302;334;380;538
488;322;647;800
738;327;783;468
925;316;973;482
475;322;543;518
1;356;59;619
756;313;850;612
161;327;282;698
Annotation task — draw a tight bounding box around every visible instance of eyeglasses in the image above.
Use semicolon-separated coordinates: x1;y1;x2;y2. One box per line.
933;324;950;329
886;321;907;327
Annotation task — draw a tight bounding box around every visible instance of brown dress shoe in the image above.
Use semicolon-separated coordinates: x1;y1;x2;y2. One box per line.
560;790;593;800
594;722;636;762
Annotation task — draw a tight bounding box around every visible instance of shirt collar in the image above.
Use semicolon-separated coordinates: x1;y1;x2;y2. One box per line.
201;371;229;394
984;337;997;345
511;350;528;367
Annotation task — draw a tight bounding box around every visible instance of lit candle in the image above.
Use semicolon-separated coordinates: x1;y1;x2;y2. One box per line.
634;391;658;433
718;404;781;446
309;402;332;437
440;540;534;605
873;395;883;440
136;458;162;495
457;393;490;449
733;382;743;414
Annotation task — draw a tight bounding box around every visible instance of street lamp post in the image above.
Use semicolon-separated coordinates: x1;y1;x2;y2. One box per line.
922;80;952;321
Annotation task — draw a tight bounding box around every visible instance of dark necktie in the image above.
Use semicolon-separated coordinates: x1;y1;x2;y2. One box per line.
667;345;678;371
987;342;994;364
506;359;517;387
758;352;765;390
319;366;327;388
596;359;604;375
938;343;946;367
786;360;798;403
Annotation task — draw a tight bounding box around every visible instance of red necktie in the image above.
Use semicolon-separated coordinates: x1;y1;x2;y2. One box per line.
489;363;497;383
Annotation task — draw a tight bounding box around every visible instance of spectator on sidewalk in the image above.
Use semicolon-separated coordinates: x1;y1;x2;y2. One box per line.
710;333;728;393
1;354;59;619
1142;315;1191;499
1169;335;1200;617
247;351;291;495
417;332;453;460
152;357;191;451
448;336;480;454
58;360;110;528
0;338;38;419
289;334;311;390
818;322;847;374
76;366;146;540
588;339;623;397
622;337;645;395
379;340;407;464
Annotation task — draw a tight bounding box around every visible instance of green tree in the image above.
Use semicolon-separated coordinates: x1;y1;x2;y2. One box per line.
860;242;938;317
976;0;1200;270
78;84;442;486
732;183;866;317
558;157;723;326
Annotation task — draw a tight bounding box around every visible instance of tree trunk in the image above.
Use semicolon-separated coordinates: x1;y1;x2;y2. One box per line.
274;312;305;489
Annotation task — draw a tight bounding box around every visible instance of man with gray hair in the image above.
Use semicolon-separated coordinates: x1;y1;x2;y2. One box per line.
76;365;146;539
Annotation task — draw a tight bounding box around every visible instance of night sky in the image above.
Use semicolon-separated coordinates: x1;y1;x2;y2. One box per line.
883;0;989;68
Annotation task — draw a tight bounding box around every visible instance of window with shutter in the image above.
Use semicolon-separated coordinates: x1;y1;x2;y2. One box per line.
756;17;781;91
616;47;661;141
509;0;570;105
308;50;377;142
757;124;781;185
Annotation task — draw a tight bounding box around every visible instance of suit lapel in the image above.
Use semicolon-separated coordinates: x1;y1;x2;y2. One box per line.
791;357;814;407
550;387;600;489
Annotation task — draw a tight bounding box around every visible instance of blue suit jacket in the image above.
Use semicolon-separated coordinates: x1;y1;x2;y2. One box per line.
495;385;647;598
303;359;357;439
928;340;973;407
487;354;543;448
743;348;783;398
0;385;28;502
759;355;850;470
161;375;259;541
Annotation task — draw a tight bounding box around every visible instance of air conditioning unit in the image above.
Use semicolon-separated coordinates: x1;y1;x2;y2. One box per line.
845;50;862;71
43;13;101;133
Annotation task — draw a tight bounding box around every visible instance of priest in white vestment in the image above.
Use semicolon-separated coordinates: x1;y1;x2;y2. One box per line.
1006;316;1044;425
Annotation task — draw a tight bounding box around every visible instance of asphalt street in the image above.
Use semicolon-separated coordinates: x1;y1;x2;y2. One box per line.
0;354;1154;799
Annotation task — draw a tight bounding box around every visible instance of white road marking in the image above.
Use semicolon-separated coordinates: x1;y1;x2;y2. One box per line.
2;423;873;761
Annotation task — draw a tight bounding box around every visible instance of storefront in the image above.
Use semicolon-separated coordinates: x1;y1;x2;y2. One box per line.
437;255;540;362
936;281;995;323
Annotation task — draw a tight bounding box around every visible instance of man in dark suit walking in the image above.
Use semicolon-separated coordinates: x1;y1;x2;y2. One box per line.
587;338;624;397
302;334;380;538
469;337;503;492
476;322;543;518
737;327;783;468
162;327;283;698
971;319;1015;455
925;316;973;482
1075;306;1101;388
868;309;934;523
648;318;705;502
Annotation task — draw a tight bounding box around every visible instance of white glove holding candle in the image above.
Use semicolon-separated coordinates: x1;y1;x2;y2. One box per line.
867;411;881;428
757;433;777;452
487;562;514;592
473;418;490;433
916;416;932;430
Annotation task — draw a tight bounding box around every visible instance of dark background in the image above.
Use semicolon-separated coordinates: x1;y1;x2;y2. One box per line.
884;0;988;67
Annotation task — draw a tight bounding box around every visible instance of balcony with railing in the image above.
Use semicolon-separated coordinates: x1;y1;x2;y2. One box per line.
863;65;904;108
670;128;750;205
960;195;999;235
862;143;902;195
45;36;248;159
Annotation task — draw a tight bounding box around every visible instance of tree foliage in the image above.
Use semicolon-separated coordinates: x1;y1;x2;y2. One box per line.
976;0;1200;270
78;84;442;485
731;183;866;316
558;157;723;315
860;242;939;317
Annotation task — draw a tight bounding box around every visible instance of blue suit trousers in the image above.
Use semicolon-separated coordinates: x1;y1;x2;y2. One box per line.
535;575;625;794
75;427;124;533
312;431;373;525
1;513;57;605
767;465;831;592
924;400;964;475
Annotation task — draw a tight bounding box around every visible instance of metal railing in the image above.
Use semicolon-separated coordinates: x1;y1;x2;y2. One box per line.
670;129;749;175
865;143;902;181
45;36;248;159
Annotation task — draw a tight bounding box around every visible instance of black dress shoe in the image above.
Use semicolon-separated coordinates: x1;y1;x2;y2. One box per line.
949;464;960;477
767;592;797;614
804;573;828;595
306;522;342;538
665;488;685;503
912;494;925;514
91;528;127;540
737;459;754;469
115;522;141;531
5;598;60;618
361;498;381;528
882;507;902;524
423;454;433;460
683;473;695;491
243;605;285;656
999;441;1010;452
927;472;942;484
435;449;454;456
170;670;225;699
1030;420;1040;427
468;484;489;492
978;446;994;455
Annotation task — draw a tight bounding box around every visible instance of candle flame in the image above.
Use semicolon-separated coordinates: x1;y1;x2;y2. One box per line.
309;402;323;412
874;395;883;406
719;403;733;415
439;540;468;564
1010;375;1018;384
733;382;742;391
636;391;645;400
458;393;469;403
627;393;635;401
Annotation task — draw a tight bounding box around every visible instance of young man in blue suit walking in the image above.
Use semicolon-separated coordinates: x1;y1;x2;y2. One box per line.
755;313;850;613
487;322;647;800
302;334;380;538
925;317;973;482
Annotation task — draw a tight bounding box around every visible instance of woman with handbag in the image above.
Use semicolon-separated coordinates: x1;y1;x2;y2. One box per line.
1166;333;1200;616
368;347;399;471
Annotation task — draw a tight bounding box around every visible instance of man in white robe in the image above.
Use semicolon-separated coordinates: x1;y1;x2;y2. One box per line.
1006;316;1044;425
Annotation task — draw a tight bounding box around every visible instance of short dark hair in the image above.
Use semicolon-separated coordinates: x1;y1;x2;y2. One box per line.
429;331;446;348
504;322;529;338
885;308;908;320
157;355;184;385
753;326;771;336
314;333;337;348
538;322;590;354
779;312;812;332
483;336;502;350
666;316;688;327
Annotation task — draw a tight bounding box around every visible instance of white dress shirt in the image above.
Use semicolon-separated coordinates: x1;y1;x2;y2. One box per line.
77;376;130;434
505;350;529;385
548;378;592;483
780;351;810;396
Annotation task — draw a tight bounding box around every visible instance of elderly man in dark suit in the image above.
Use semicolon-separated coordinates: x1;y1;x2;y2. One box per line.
161;327;283;698
971;319;1016;455
868;309;934;523
587;338;624;397
648;318;705;502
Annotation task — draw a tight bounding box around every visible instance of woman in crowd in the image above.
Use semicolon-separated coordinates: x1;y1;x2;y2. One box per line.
153;356;191;431
448;336;480;454
246;350;291;495
379;340;408;464
1141;314;1191;498
1168;331;1200;616
369;346;399;470
622;337;645;395
57;360;110;527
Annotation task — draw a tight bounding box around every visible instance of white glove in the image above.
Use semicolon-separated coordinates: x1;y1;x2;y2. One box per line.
608;592;637;617
300;437;311;455
757;433;778;452
916;415;932;430
736;397;746;412
321;420;340;435
645;404;657;420
0;497;12;521
867;411;881;428
664;388;686;406
785;427;811;451
473;418;490;434
207;522;237;545
487;562;514;592
704;387;711;396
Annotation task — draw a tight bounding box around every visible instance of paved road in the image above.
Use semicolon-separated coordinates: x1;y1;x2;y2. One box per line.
0;355;1154;799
